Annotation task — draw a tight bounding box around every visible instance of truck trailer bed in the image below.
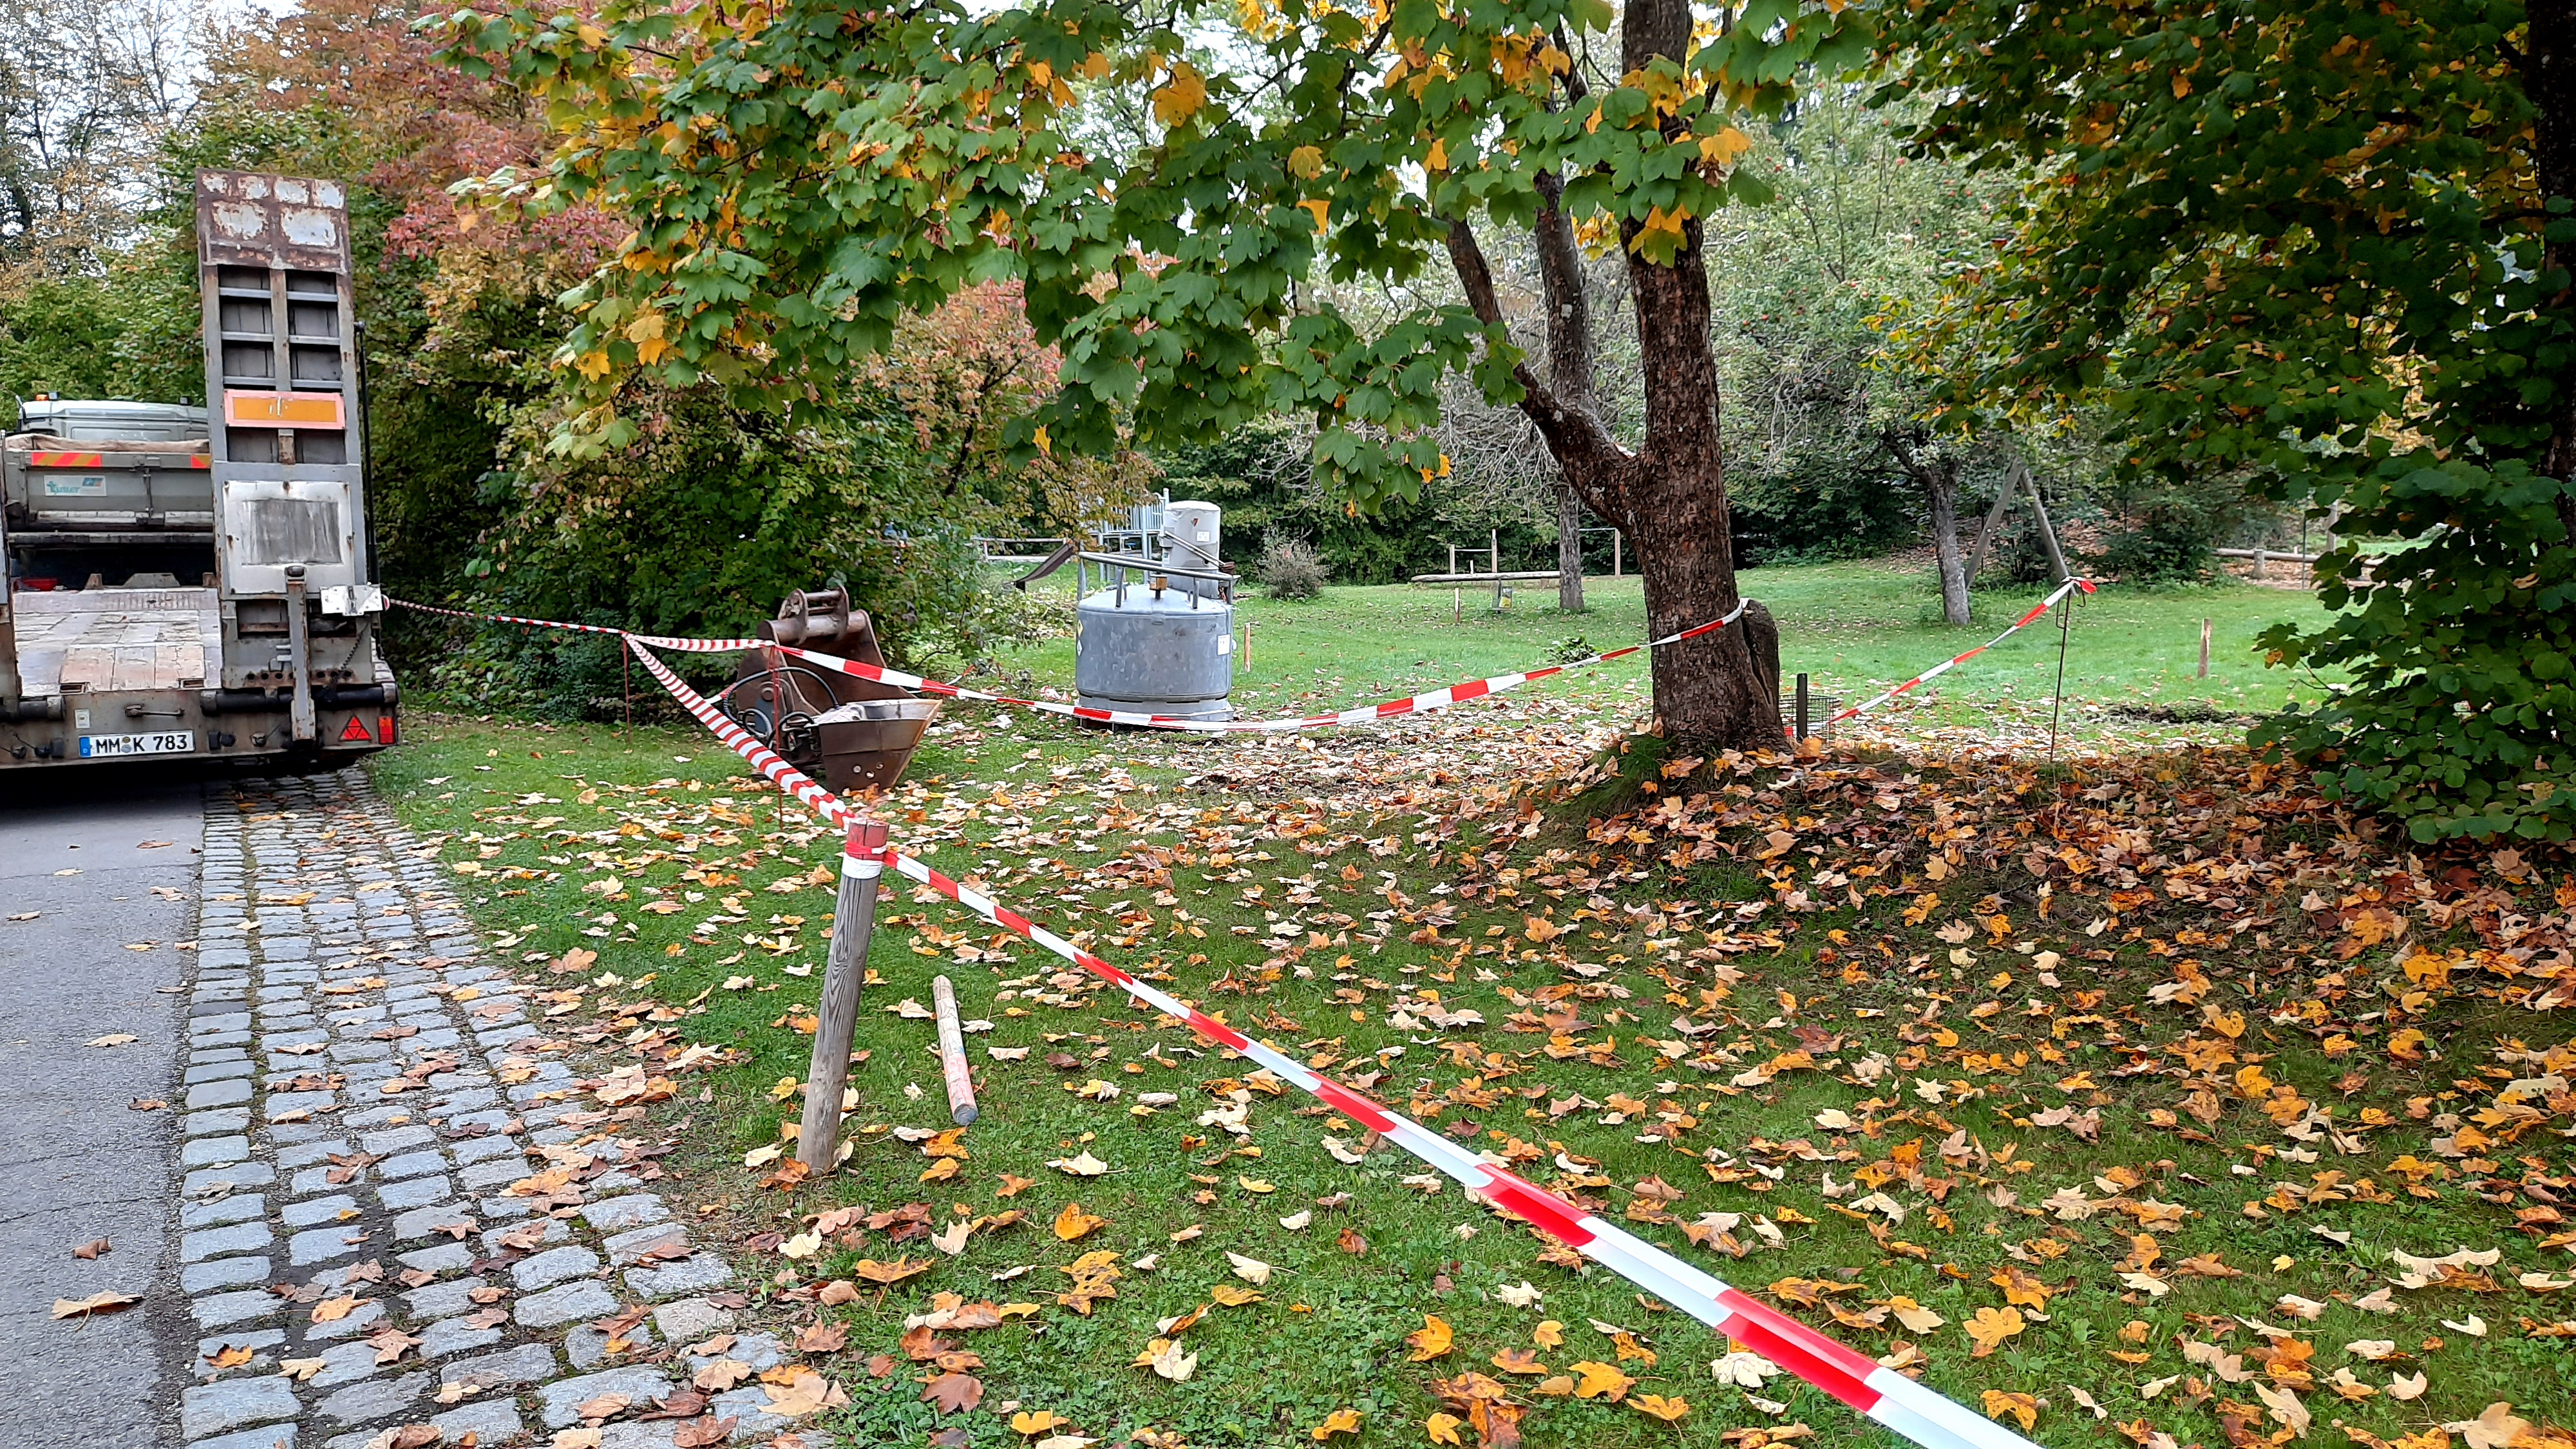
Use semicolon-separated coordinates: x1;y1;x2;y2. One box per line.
12;587;219;695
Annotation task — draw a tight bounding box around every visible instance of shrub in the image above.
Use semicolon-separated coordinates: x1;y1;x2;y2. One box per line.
1258;536;1328;600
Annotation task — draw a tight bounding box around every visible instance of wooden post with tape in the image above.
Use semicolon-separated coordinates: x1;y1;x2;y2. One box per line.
798;817;889;1173
933;975;978;1125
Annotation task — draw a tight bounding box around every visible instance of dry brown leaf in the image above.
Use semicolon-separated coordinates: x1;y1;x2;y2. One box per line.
923;1371;984;1414
52;1291;138;1320
672;1416;739;1448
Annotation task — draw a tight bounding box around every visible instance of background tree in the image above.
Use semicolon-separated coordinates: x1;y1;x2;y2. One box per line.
1879;426;1973;625
17;0;1144;710
1704;81;2030;624
440;0;1887;750
1880;1;2575;840
0;0;195;276
0;0;202;399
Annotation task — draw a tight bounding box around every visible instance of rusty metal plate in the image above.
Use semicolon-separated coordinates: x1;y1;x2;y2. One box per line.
196;170;351;273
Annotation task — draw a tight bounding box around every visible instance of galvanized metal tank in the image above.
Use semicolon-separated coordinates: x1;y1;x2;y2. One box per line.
1075;578;1234;721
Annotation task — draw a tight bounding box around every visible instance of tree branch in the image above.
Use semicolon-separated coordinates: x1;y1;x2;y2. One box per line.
1443;216;1631;521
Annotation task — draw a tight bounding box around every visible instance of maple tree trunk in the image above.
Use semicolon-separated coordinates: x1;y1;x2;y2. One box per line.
1623;247;1781;753
1443;0;1778;752
1533;173;1593;620
1883;428;1972;626
1557;485;1586;613
1610;0;1777;752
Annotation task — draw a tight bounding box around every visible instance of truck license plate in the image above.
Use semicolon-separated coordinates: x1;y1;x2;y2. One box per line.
79;730;194;758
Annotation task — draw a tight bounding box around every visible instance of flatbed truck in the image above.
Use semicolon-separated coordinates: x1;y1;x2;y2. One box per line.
0;169;395;770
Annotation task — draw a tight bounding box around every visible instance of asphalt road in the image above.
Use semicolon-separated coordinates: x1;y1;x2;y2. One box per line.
0;768;205;1448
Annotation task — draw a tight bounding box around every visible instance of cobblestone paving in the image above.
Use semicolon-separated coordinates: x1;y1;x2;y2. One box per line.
178;771;750;1448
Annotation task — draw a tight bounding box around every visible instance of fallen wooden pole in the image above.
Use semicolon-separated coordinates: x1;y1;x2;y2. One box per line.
797;817;889;1173
933;974;978;1125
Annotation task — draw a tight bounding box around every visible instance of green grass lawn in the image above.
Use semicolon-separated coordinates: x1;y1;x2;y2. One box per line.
994;559;2327;745
366;565;2572;1449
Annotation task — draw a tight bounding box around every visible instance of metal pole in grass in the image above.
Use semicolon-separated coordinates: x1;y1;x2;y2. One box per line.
798;817;889;1173
2047;585;2079;765
622;643;633;746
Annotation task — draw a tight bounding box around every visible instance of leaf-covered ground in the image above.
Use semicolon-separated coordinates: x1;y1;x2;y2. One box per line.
367;577;2571;1449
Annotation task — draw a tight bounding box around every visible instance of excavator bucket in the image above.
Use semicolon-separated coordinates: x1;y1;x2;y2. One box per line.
724;588;938;796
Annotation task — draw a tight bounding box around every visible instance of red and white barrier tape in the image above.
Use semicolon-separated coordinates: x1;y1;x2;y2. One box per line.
1826;577;2094;724
620;633;2043;1449
392;595;1751;735
764;600;1747;733
390;598;766;654
400;578;2090;741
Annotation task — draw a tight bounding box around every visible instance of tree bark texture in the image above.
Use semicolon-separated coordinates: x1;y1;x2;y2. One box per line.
1439;0;1782;753
1624;236;1779;752
1535;171;1594;616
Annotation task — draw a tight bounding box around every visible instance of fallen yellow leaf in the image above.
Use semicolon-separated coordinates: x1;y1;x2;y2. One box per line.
1982;1390;2039;1432
1311;1408;1363;1440
1569;1361;1634;1401
1964;1305;2025;1358
1405;1314;1454;1361
1631;1393;1690;1423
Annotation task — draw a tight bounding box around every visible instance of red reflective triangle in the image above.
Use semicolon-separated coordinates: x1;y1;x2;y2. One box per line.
337;715;372;743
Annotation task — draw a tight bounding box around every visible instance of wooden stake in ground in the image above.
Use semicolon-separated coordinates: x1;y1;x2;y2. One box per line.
797;817;889;1173
2199;618;2213;678
932;974;978;1125
2049;586;2079;764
